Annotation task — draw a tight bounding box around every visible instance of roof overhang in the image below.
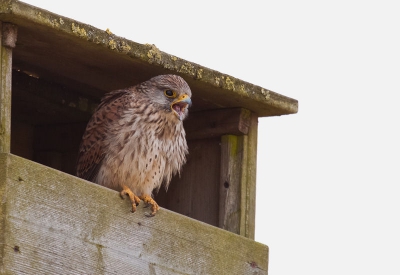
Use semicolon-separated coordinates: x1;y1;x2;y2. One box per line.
0;0;298;117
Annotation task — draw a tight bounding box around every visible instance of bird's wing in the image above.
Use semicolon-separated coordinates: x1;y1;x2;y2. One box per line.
76;89;130;181
76;122;106;182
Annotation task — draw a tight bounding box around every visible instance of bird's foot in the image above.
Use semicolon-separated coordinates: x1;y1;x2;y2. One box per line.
139;195;160;217
120;185;141;213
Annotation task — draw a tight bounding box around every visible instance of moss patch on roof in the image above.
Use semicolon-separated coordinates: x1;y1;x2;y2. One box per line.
0;0;298;117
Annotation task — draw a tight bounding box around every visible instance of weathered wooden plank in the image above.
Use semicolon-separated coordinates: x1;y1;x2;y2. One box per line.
243;112;258;240
0;152;7;270
219;135;246;235
185;108;251;140
0;22;17;153
219;112;258;239
0;153;268;274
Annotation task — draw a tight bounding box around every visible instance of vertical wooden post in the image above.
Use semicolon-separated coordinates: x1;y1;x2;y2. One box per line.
244;112;258;240
219;111;258;239
219;134;246;235
0;22;17;153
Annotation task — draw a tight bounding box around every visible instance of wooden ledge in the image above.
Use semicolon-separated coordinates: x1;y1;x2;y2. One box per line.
0;153;268;274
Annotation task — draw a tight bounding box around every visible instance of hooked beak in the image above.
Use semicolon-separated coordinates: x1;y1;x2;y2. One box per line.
171;94;192;120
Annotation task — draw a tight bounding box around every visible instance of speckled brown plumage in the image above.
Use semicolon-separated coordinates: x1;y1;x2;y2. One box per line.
76;75;192;216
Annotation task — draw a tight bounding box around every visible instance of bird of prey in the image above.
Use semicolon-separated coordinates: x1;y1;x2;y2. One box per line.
76;75;192;216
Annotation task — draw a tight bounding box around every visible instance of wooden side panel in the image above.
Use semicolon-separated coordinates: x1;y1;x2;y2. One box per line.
0;153;7;270
0;22;17;153
185;108;251;140
244;113;258;239
156;138;221;227
0;153;268;275
219;112;258;239
219;135;246;235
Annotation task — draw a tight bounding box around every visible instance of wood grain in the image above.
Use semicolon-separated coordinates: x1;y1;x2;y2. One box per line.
156;138;221;227
219;112;258;239
219;135;246;235
0;153;268;274
0;22;16;153
185;108;251;140
244;112;258;239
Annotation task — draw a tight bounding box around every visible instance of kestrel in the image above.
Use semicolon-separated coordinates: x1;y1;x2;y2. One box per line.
76;75;192;216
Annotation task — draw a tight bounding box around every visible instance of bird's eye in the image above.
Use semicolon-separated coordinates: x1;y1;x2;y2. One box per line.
164;89;176;98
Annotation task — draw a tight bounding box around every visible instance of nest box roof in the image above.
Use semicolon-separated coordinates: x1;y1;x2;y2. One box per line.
0;0;298;117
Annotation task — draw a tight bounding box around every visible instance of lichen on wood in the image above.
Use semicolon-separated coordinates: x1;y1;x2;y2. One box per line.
0;153;269;274
0;0;298;117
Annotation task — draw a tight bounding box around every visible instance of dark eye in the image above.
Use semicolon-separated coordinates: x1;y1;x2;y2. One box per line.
164;89;176;98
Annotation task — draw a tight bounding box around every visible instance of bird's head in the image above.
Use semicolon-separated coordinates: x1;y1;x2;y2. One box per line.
139;75;192;121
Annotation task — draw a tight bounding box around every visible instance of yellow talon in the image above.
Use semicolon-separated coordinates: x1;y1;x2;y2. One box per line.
139;195;160;216
120;185;141;213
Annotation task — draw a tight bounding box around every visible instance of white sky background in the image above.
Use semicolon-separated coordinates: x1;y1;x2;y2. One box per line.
22;1;400;274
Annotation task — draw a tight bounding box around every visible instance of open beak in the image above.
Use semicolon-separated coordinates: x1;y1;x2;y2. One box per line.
171;94;192;120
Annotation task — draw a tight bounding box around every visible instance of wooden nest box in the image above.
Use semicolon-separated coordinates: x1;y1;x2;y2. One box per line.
0;1;298;274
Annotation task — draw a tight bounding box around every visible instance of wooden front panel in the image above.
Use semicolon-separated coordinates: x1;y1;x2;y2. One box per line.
0;153;269;275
